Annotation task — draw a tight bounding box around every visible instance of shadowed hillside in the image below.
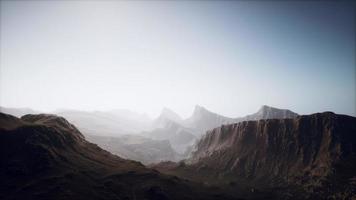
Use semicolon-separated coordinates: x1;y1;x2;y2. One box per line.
0;112;239;200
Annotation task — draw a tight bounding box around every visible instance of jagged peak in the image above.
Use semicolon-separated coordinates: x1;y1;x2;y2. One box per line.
191;105;212;116
259;105;278;111
257;105;274;114
194;104;207;111
158;107;182;121
161;107;179;116
153;108;183;129
257;105;298;115
188;105;234;124
237;105;299;122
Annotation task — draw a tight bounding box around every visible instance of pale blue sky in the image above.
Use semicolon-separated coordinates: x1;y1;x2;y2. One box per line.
0;1;355;118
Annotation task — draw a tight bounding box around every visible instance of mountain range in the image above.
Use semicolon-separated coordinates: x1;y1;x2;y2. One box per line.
1;106;354;199
0;112;236;200
0;105;299;164
85;134;181;165
183;105;298;137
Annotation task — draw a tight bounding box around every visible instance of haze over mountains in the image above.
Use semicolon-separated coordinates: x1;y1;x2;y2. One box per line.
0;112;235;200
0;104;301;199
1;106;354;199
1;105;298;164
56;109;152;136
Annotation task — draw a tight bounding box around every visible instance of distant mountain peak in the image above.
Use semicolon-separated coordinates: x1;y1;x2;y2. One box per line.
152;107;183;129
159;107;182;122
194;104;205;110
251;105;298;120
258;105;276;113
260;104;270;109
194;104;208;111
184;105;235;136
191;105;213;117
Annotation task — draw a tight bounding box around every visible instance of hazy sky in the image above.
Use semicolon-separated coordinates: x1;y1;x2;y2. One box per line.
0;1;355;118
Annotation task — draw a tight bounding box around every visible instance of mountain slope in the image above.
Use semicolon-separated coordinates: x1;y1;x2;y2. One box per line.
184;105;235;136
144;120;196;154
0;106;39;117
0;105;300;165
236;105;298;122
183;105;298;137
0;112;237;200
145;105;299;155
85;134;180;164
142;108;196;154
55;109;151;136
152;107;183;129
152;112;356;199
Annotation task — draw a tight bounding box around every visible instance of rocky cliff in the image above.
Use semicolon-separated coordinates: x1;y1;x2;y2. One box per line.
153;112;356;199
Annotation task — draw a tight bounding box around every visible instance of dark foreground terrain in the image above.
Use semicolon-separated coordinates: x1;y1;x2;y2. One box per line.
152;112;356;199
1;112;355;200
0;112;238;200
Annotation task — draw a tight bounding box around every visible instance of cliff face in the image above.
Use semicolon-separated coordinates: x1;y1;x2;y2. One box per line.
190;112;354;177
153;112;356;199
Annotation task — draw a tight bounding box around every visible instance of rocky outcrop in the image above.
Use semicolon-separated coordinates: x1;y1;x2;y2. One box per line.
153;112;356;199
189;112;355;178
21;114;85;140
145;105;299;157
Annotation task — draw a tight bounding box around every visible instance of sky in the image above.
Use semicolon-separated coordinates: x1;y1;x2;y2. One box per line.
0;1;355;118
